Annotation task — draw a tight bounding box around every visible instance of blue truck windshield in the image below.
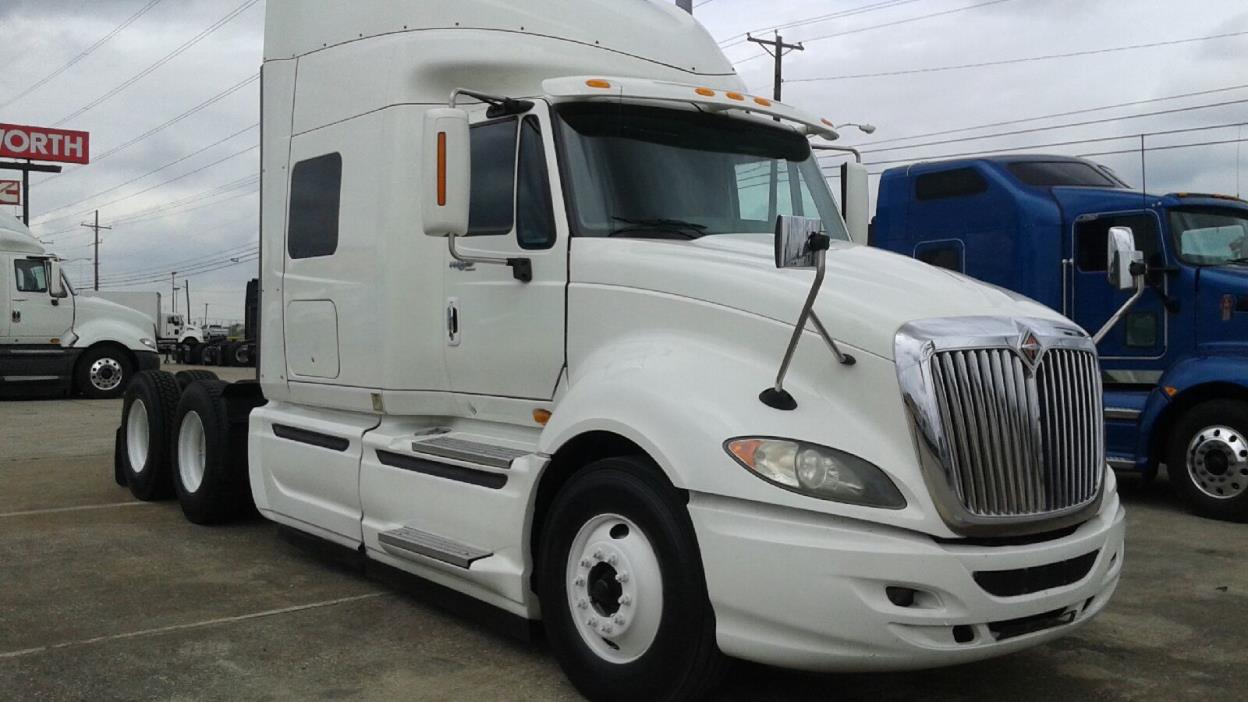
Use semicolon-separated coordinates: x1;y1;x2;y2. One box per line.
555;102;848;241
1169;207;1248;265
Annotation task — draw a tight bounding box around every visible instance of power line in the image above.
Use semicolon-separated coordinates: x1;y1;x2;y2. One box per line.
0;0;167;110
38;73;259;186
98;253;259;288
819;98;1248;159
34;144;259;228
37;175;259;239
789;30;1248;82
37;124;259;219
733;0;1018;66
51;0;262;127
97;241;258;283
849;83;1248;148
718;0;924;49
1078;137;1248;160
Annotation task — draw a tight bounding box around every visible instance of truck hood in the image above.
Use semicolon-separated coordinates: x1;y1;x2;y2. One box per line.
74;295;157;340
571;234;1066;360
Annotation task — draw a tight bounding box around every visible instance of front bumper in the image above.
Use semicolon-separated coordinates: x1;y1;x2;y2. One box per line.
135;350;161;372
689;491;1125;672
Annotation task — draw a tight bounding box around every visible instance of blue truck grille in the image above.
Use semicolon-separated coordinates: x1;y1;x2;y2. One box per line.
929;347;1104;517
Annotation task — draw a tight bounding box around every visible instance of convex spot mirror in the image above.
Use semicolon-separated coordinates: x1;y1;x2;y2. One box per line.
422;108;471;237
775;215;828;269
1107;225;1142;291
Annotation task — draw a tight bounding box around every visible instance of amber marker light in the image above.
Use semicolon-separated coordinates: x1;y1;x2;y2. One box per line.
436;131;447;206
533;409;552;426
695;87;715;97
726;91;744;101
753;96;772;106
727;438;763;468
586;79;612;89
1164;386;1179;398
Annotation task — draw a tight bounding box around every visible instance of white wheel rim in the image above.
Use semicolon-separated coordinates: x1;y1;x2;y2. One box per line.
1187;425;1248;499
178;411;207;493
89;357;124;391
125;400;149;472
565;513;663;664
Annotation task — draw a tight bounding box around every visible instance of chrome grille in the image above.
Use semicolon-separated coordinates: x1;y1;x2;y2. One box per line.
928;347;1103;517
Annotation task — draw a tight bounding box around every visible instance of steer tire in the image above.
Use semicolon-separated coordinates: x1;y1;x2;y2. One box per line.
171;380;248;524
1168;399;1248;523
175;370;219;391
76;345;135;400
118;370;180;501
537;458;726;702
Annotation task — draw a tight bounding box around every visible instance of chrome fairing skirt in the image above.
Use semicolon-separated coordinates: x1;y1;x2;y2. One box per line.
897;317;1105;536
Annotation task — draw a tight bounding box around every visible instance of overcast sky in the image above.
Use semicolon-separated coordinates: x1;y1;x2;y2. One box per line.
2;0;1246;321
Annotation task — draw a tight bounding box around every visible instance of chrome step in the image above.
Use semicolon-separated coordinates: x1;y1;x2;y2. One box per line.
410;436;529;470
378;526;491;569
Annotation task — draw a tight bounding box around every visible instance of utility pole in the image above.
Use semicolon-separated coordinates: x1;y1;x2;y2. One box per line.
747;31;805;101
171;272;178;318
79;210;111;291
204;303;209;325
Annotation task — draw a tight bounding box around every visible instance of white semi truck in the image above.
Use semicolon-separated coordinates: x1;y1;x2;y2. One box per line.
113;2;1125;699
1;213;159;399
81;290;205;353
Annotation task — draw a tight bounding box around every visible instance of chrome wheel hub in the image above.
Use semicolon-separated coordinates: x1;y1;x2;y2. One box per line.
566;513;663;664
89;357;124;392
1187;425;1248;499
178;411;207;493
125;400;150;472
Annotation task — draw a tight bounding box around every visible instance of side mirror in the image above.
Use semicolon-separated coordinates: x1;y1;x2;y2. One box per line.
47;259;68;298
422;108;471;237
1106;225;1142;291
839;162;870;244
775;215;827;269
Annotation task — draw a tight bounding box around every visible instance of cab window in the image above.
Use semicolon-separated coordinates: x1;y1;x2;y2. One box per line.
468;118;519;236
14;259;49;293
1075;213;1162;272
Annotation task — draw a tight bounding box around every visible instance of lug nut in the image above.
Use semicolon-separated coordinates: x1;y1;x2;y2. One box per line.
593;550;604;561
614;616;625;626
586;618;597;627
619;595;632;606
602;625;614;635
608;555;619;566
616;572;629;583
577;599;588;609
574;577;585;587
580;558;592;568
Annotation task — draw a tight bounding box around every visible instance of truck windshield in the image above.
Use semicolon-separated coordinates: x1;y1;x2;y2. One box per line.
554;102;848;241
1169;207;1248;265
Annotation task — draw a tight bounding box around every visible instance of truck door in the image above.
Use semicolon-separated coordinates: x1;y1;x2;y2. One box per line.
1068;211;1169;361
8;257;73;344
442;105;567;400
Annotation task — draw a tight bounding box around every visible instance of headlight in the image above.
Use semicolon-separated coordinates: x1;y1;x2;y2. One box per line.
140;338;156;349
725;437;906;509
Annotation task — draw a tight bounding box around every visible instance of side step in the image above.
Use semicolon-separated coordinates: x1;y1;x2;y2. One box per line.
379;526;492;569
410;435;530;470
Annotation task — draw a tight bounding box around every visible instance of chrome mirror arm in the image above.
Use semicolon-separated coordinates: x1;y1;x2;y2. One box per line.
447;234;532;283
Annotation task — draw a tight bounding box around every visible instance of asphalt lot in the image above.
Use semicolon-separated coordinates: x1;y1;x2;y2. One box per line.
2;365;1246;701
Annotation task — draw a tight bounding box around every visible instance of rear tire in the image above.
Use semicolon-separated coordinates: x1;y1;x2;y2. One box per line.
1168;399;1248;522
118;370;180;501
201;345;220;367
76;345;134;399
172;380;249;524
175;370;219;391
537;457;725;702
231;341;251;367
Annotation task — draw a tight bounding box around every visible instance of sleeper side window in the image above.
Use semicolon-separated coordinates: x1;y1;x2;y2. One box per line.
288;153;343;259
468;118;519;236
14;259;49;293
516;116;556;249
914;168;988;201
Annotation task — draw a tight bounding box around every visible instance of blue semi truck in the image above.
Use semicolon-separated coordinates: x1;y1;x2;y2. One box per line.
871;155;1248;521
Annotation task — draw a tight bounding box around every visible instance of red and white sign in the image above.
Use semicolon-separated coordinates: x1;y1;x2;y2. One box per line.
0;180;19;206
0;123;90;165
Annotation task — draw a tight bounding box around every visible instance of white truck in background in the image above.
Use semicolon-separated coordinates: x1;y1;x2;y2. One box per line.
83;290;204;354
112;3;1125;700
1;212;159;398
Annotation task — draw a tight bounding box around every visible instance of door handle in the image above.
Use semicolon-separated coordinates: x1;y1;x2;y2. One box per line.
446;299;460;347
12;310;20;323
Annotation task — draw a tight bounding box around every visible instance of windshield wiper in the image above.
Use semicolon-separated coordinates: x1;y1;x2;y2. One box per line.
608;217;708;240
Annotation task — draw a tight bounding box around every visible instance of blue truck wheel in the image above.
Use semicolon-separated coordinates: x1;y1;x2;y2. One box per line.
1167;399;1248;523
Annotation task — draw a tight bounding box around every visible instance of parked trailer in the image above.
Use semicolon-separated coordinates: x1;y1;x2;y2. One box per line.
114;3;1124;699
871;155;1248;522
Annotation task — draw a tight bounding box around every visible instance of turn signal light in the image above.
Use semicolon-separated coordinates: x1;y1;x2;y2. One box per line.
753;96;772;106
695;87;715;97
533;409;552;426
725;92;745;101
436;132;447;206
586;79;612;89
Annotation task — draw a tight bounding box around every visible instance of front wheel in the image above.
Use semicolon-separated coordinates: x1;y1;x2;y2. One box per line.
1168;399;1248;522
537;458;724;702
76;345;134;399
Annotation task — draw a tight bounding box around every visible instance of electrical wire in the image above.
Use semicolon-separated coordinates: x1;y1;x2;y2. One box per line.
0;0;167;110
97;253;259;288
51;0;262;127
718;0;924;49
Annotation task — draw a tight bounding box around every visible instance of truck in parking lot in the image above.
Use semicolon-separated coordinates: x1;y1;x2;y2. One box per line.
113;3;1124;699
82;290;204;354
872;155;1248;521
0;212;159;398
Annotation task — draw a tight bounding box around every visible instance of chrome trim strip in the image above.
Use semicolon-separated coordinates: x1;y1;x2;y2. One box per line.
409;436;528;470
1;375;59;382
378;526;491;569
1104;407;1142;421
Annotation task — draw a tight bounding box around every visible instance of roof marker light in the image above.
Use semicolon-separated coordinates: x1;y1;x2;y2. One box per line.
695;87;715;97
586;79;612;89
726;92;745;101
754;96;773;107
